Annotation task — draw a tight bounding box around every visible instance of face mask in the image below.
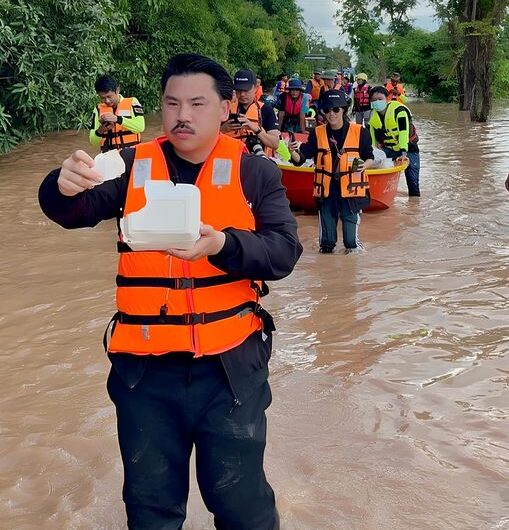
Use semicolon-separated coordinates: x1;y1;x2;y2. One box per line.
371;100;387;112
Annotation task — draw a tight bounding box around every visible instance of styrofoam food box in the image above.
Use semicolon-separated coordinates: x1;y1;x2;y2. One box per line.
120;180;201;251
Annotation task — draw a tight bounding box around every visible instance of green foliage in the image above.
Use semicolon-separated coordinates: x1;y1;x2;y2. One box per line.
305;29;351;74
0;0;307;153
385;27;459;101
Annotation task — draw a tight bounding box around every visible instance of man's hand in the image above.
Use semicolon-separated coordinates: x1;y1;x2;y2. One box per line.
221;119;243;134
58;150;103;196
237;114;258;133
395;153;408;165
97;122;112;134
166;224;226;261
100;112;117;124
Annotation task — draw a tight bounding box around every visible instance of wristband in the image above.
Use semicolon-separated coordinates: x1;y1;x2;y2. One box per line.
255;127;262;135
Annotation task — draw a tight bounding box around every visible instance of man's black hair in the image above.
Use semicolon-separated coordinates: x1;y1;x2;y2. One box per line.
160;53;233;101
369;85;389;99
95;75;118;93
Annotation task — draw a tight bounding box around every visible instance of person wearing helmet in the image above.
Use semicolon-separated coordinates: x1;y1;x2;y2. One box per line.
288;90;375;253
277;78;307;133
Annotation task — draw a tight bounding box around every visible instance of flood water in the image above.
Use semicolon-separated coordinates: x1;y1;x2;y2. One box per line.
1;102;508;530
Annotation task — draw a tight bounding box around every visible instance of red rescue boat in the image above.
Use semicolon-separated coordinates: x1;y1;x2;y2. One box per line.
278;132;408;212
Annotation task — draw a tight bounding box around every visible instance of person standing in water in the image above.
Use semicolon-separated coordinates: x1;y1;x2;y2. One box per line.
288;90;375;254
368;85;420;197
39;53;302;530
89;75;145;152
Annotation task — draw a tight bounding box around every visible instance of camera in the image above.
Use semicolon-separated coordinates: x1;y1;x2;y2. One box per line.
244;134;265;156
228;113;240;124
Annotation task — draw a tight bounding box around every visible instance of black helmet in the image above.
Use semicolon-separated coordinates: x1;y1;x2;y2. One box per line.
319;89;348;111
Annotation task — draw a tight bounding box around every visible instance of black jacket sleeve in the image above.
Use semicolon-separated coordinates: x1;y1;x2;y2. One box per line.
209;154;302;281
359;127;374;161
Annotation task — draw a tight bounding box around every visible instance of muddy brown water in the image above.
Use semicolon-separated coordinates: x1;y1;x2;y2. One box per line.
1;102;508;530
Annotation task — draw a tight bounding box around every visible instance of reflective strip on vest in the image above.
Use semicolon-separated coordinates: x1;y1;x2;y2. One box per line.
98;98;141;151
370;101;412;148
108;134;265;357
314;123;369;199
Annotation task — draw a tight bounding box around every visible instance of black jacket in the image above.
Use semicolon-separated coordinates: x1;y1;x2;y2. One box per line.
38;139;303;404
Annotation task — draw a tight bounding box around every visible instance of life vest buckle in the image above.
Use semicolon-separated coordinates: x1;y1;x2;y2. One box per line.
184;312;206;325
176;277;194;289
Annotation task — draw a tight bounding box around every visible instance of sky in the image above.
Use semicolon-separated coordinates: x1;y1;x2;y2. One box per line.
296;0;439;49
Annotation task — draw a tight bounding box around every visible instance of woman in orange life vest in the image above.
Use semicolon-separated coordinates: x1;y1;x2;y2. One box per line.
89;75;145;152
39;53;302;529
288;90;376;253
277;78;307;133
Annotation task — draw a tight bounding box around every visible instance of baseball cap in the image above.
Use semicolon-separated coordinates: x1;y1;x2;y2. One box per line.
233;69;256;90
320;89;348;110
288;78;304;90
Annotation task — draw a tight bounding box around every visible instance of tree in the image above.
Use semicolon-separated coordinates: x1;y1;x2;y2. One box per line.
430;0;509;121
335;0;416;81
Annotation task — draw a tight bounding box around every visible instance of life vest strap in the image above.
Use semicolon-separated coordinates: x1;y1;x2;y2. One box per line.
116;274;242;290
116;300;259;326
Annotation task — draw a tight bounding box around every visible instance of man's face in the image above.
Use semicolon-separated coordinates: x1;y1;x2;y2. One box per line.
356;78;365;86
235;86;256;106
324;78;333;88
314;73;321;81
97;89;120;107
162;73;228;158
391;76;400;85
289;89;301;99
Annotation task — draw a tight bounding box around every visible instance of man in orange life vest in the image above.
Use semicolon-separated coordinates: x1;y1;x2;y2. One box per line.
221;69;279;155
90;75;145;152
305;71;324;106
385;72;407;104
288;90;375;253
39;53;302;529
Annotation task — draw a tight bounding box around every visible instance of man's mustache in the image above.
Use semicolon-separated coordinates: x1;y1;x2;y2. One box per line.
172;122;195;133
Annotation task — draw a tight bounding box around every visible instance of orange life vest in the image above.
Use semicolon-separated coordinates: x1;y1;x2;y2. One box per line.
97;97;140;151
310;78;324;101
385;82;406;103
314;123;369;199
108;134;272;357
226;100;273;156
227;100;263;140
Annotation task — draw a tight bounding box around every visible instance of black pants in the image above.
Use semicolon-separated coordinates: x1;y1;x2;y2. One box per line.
107;354;277;530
